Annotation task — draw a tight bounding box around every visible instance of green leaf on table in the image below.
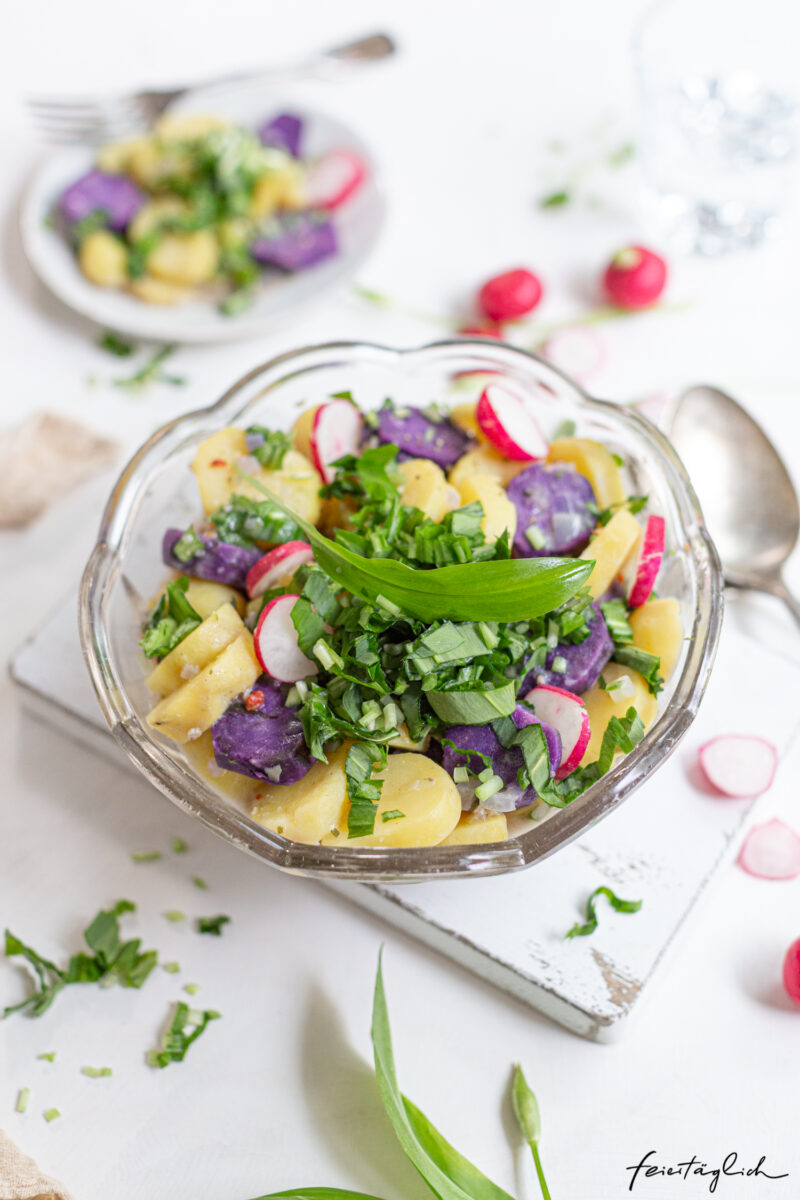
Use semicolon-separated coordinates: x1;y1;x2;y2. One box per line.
371;951;514;1200
236;469;593;623
566;885;643;939
250;1191;390;1200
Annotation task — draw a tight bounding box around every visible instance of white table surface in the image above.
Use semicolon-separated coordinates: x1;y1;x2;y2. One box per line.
2;2;800;1197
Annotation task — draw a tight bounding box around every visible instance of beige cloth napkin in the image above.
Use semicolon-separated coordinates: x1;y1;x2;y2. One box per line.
0;1130;72;1200
0;412;117;528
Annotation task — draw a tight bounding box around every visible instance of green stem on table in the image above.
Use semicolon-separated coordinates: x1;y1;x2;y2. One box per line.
525;299;694;349
530;1143;552;1200
352;284;458;329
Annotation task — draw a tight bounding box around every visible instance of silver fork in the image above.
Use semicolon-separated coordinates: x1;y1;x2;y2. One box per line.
27;31;396;145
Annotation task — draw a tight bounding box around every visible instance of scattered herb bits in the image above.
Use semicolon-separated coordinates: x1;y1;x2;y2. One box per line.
147;1002;220;1068
164;911;186;924
81;1066;112;1078
131;850;162;863
43;1108;61;1122
172;838;188;854
163;962;181;974
195;916;230;937
98;331;134;357
192;876;209;891
16;1088;31;1114
37;1052;56;1062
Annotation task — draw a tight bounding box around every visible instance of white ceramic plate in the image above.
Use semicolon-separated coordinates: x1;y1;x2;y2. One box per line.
20;89;385;343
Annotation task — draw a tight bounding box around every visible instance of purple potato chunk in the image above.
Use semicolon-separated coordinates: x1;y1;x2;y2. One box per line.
251;215;337;271
59;169;144;232
375;406;471;469
258;112;303;157
163;528;259;591
440;719;561;810
521;601;613;696
212;680;312;784
507;462;597;557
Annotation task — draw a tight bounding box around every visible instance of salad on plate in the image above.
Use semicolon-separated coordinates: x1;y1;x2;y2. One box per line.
54;110;365;315
141;382;683;848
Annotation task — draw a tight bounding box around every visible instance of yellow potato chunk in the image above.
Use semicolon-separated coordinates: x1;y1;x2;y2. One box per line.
192;427;249;514
440;809;508;845
127;140;192;187
387;722;430;752
456;475;517;543
148;230;219;287
185;580;245;620
96;136;148;174
251;744;351;844
448;445;527;492
581;661;658;764
146;633;259;744
154;114;230;140
236;448;322;529
128;198;188;243
397;459;454;522
250;165;305;218
449;402;485;441
78;231;128;288
291;405;320;459
630;597;683;681
581;508;641;598
184;730;262;808
127;275;189;305
145;603;247;697
328;753;461;848
549;437;626;509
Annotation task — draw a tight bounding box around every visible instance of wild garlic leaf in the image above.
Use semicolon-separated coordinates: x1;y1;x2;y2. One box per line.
371;952;513;1200
511;1064;541;1145
566;885;643;939
249;1191;390;1200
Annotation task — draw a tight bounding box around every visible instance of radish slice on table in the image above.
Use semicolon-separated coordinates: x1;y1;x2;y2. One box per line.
246;541;314;599
783;938;800;1004
305;149;366;209
476;383;549;462
254;594;318;683
698;735;778;798
524;684;591;779
310;399;364;484
625;514;666;608
738;819;800;880
542;328;605;382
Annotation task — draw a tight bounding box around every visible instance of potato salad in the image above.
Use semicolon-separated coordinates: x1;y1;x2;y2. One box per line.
56;111;365;313
141;383;683;848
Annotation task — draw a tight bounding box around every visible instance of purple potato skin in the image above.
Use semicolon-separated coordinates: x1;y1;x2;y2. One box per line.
59;169;144;232
258;113;303;157
251;215;337;271
375;407;471;469
440;718;561;808
163;528;259;591
507;462;597;558
212;679;312;784
521;601;613;696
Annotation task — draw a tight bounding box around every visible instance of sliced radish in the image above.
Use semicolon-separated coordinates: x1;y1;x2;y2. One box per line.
476;383;549;462
310;399;364;484
524;684;591;779
625;514;666;608
542;327;605;382
305;149;366;210
698;734;778;798
738;819;800;880
783;938;800;1004
246;541;314;599
254;594;318;683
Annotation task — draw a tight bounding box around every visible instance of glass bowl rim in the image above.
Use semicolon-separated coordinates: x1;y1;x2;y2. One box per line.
78;337;724;882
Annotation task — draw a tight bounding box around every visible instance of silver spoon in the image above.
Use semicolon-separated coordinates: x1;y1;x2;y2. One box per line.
669;384;800;629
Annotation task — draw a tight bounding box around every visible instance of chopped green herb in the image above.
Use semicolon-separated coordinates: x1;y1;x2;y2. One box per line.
98;331;135;357
612;644;664;695
81;1066;112;1078
163;962;181;974
525;525;547;551
171;526;205;563
37;1052;56;1062
146;1002;220;1068
192;876;209;891
114;344;185;391
539;190;571;209
195;915;229;936
608;141;635;167
381;810;405;823
3;900;157;1019
246;426;293;469
566;885;643;938
551;418;576;439
184;982;200;996
131;851;162;863
43;1107;61;1122
219;289;254;317
599;598;633;645
72;209;109;242
611;452;624;467
16;1087;30;1113
164;911;186;924
346;742;388;838
140;578;202;660
172;838;188;854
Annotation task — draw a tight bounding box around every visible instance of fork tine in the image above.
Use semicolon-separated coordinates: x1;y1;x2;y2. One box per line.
27;99;105;115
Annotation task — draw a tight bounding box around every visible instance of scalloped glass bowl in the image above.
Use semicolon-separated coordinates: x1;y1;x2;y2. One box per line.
79;340;723;882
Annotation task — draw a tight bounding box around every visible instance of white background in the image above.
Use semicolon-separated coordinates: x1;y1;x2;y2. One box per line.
2;1;800;1197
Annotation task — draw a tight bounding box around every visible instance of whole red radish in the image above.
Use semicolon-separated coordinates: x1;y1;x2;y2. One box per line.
783;938;800;1005
603;245;667;309
478;269;543;322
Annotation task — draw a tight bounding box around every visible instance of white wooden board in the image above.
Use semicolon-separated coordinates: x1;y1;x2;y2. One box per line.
10;591;800;1041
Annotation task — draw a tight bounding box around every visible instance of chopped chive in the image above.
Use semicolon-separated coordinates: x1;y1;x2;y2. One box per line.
539;189;570;209
184;983;200;996
381;810;405;823
192;876;209;890
162;962;181;974
16;1087;30;1113
37;1052;56;1062
98;331;134;357
164;910;186;923
43;1107;61;1122
196;915;230;936
475;774;504;803
81;1066;112;1078
550;655;568;674
172;838;188;854
453;766;469;784
526;525;547;551
131;851;162;863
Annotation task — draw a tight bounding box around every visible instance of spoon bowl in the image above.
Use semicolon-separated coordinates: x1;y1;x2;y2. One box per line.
670;384;800;626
